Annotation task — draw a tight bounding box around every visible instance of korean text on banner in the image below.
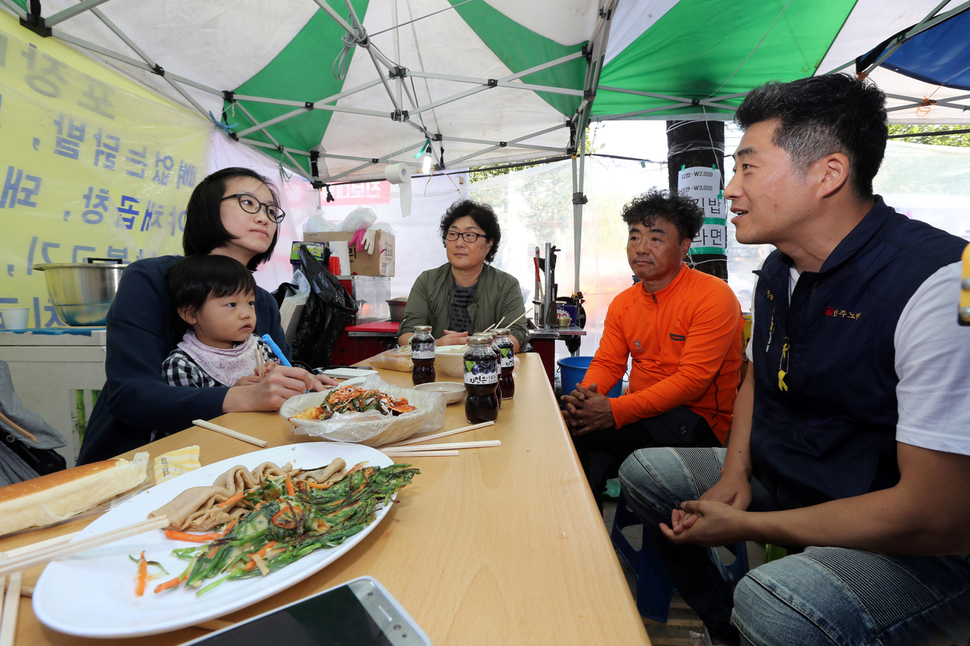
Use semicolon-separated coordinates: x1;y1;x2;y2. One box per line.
0;15;210;329
678;166;726;256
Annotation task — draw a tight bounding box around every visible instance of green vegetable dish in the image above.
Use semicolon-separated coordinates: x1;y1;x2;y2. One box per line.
152;462;418;596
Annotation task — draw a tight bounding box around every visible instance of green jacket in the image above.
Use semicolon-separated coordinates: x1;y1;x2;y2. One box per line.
398;263;528;349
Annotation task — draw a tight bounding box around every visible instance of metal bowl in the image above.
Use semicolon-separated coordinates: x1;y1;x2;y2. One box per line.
387;299;407;322
32;260;126;326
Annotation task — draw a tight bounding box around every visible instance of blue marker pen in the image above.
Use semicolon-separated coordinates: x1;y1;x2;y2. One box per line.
261;334;292;367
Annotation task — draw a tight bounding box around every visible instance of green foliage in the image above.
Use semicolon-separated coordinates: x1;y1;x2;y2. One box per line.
888;124;970;147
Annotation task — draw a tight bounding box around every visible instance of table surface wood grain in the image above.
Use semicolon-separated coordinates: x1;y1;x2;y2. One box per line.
0;353;649;645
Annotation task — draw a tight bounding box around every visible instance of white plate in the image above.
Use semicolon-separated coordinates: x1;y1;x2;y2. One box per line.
318;368;377;380
33;443;395;638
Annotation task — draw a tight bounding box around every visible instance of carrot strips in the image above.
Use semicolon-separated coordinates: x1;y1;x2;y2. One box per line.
135;550;148;597
241;541;278;572
164;529;222;543
154;571;186;594
216;491;246;509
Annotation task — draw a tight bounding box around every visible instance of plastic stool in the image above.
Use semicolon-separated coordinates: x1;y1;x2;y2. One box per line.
611;490;750;622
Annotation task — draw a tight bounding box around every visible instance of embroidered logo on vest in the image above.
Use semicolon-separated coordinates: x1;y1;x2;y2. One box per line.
824;307;862;320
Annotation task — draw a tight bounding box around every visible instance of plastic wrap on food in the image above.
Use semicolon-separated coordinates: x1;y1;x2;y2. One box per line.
367;347;413;372
279;374;445;446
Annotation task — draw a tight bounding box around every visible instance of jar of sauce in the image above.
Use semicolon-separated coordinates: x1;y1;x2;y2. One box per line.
463;335;498;423
494;327;515;399
410;325;436;385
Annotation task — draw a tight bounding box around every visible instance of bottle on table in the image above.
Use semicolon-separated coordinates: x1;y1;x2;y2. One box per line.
463;335;499;423
494;327;515;399
410;325;436;385
485;331;502;407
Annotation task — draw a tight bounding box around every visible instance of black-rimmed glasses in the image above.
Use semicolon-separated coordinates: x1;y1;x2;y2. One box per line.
222;193;285;223
445;231;486;243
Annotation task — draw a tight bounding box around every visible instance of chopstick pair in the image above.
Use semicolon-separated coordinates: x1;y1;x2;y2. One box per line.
481;312;525;335
381;421;500;457
0;516;169;579
255;346;265;376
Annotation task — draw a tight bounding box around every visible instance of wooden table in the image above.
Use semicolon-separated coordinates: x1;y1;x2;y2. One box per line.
0;354;649;645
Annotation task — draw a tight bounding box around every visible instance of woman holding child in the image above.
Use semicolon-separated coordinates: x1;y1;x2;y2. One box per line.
78;168;335;464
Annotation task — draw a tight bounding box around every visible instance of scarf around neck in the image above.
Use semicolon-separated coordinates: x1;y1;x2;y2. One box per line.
177;331;259;387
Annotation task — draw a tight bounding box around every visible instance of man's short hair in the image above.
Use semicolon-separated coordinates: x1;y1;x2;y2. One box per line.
621;188;704;241
735;74;888;199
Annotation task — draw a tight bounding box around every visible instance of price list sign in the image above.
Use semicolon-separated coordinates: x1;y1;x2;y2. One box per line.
677;165;726;257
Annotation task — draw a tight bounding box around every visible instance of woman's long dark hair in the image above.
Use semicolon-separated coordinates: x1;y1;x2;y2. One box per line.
182;167;280;270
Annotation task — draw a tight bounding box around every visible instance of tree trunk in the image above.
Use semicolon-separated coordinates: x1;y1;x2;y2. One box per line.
666;120;727;281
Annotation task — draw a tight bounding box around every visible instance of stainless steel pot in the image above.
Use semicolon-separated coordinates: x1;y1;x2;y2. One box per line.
32;259;126;326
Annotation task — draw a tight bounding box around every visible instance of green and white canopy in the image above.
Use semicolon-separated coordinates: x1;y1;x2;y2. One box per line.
6;0;969;185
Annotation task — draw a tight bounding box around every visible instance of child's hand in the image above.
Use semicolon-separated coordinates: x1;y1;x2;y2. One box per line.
233;374;263;386
256;360;278;379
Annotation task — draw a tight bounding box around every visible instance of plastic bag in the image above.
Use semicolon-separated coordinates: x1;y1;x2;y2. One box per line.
303;207;334;233
338;205;378;232
279;374;446;446
367;348;413;372
287;245;358;369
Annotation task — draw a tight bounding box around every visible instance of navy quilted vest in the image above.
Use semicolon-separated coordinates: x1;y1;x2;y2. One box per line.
750;198;966;505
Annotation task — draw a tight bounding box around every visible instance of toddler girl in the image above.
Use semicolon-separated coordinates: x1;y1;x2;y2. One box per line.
163;255;278;387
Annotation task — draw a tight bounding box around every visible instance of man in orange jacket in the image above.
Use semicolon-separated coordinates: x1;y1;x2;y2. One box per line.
562;188;744;506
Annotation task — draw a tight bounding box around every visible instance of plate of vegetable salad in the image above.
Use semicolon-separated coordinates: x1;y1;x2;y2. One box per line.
33;443;414;638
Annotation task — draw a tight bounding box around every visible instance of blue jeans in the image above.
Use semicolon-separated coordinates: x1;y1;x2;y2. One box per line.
618;447;970;646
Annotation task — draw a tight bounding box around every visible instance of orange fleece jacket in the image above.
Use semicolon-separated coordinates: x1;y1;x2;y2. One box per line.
581;265;744;442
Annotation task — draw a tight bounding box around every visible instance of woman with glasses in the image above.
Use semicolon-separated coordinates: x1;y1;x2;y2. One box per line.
78;168;336;464
397;200;527;353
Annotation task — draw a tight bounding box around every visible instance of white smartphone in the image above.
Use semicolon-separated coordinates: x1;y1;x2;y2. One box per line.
184;576;432;646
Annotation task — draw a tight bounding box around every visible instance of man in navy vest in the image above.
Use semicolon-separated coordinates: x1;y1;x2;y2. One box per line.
617;74;970;646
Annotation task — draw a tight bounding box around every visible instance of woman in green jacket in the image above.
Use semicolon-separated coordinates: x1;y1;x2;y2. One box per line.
397;200;527;352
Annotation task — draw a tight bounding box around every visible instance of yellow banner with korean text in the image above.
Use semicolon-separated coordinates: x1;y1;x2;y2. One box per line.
0;14;210;329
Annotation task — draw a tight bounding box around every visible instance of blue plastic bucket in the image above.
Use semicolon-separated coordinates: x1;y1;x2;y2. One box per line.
557;356;624;398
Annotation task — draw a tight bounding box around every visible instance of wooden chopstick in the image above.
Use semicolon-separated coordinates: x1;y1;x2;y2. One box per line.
0;516;169;578
0;556;7;646
382;450;460;458
384;440;501;452
388;421;494;447
505;312;526;328
0;410;37;443
2;532;80;559
255;346;265;376
0;571;20;646
192;419;267;447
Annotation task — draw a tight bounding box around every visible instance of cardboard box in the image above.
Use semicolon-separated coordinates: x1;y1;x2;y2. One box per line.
303;231;395;277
